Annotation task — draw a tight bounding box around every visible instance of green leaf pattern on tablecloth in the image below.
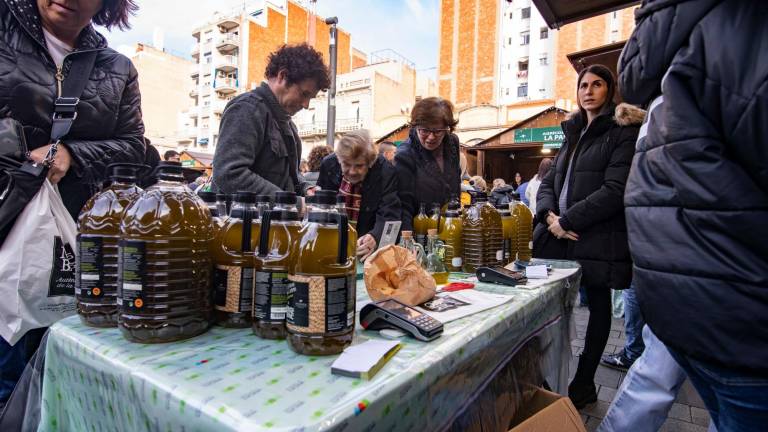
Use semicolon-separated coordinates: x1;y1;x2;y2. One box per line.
38;264;580;432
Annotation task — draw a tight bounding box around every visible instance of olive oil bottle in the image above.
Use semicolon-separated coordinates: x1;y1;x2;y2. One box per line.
462;192;503;272
511;193;533;261
438;201;463;272
77;163;145;327
413;203;429;247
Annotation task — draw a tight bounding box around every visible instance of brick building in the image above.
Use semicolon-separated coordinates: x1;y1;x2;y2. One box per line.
183;0;362;152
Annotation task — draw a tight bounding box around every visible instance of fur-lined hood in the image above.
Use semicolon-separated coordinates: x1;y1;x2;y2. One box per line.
566;102;646;128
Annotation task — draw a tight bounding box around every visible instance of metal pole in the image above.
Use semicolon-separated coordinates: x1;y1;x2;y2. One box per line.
325;16;338;148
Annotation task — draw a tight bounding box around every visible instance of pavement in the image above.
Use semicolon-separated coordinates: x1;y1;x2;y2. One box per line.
571;304;713;432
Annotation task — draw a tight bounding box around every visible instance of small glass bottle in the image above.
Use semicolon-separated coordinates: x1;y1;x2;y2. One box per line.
428;202;441;233
398;230;426;266
425;229;449;284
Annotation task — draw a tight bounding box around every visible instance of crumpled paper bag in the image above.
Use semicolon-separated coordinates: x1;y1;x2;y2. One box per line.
363;244;436;306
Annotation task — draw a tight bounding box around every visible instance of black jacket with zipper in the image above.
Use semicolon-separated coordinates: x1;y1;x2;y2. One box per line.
316;153;401;243
0;0;145;219
534;103;644;291
619;0;768;373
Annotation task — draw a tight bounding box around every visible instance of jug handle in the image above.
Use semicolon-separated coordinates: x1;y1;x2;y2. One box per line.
257;210;272;257
242;205;254;253
337;213;348;265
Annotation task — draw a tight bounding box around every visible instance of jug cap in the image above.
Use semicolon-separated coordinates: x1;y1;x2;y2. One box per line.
401;230;413;237
155;161;185;181
275;191;297;204
234;191;256;204
313;190;336;205
427;228;438;236
198;191;217;203
256;194;272;203
215;193;227;201
107;162;146;183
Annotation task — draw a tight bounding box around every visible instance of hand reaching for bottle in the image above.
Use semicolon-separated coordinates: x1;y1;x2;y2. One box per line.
356;234;377;261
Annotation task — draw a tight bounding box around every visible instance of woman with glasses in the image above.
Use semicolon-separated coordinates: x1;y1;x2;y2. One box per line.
394;97;461;232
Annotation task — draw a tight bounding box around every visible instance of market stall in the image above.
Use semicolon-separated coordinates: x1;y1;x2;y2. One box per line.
33;262;580;432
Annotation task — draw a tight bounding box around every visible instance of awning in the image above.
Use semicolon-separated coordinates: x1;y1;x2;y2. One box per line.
533;0;640;29
566;40;627;73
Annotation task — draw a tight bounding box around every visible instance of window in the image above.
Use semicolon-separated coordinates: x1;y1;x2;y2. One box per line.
521;7;531;19
517;83;528;97
204;53;212;64
507;63;511;70
539;54;548;65
505;88;509;96
508;37;512;45
518;61;528;71
540;27;549;39
509;12;513;19
520;31;530;45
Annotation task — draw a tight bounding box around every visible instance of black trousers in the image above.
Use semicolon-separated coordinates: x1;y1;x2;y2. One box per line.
572;284;612;387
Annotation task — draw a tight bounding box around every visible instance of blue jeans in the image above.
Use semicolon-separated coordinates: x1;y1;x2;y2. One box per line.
670;349;768;432
622;286;645;361
0;337;27;403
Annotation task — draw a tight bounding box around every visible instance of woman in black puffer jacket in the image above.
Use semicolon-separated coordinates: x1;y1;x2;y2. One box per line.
533;64;644;408
0;0;145;218
0;0;144;408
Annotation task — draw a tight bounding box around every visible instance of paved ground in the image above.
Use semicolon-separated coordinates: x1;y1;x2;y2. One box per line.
571;304;712;432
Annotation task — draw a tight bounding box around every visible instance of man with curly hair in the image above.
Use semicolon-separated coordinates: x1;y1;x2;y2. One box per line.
213;43;330;196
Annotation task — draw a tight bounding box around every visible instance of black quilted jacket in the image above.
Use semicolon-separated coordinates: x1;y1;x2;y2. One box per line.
620;0;768;373
0;0;145;218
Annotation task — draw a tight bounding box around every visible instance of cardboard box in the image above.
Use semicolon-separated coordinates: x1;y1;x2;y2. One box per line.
508;388;587;432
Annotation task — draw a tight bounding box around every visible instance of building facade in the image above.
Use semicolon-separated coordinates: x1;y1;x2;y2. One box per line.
182;0;357;153
129;43;194;153
293;50;417;157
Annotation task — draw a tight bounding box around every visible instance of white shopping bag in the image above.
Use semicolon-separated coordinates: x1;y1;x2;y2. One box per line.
0;179;77;345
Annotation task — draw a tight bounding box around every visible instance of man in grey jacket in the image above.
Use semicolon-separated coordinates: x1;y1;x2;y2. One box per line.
213;43;330;196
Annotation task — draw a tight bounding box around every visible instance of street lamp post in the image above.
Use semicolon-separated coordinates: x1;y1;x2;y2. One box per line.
325;16;338;148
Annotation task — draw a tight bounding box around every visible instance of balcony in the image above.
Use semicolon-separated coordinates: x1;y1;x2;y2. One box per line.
191;45;200;59
189;88;199;98
216;33;239;53
213;98;231;114
214;77;237;95
190;65;200;77
215;55;238;73
338;78;371;92
218;16;239;32
298;118;364;137
517;70;529;80
187;106;198;117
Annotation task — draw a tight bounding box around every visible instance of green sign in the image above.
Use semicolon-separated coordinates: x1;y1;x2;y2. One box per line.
513;127;564;144
181;160;195;167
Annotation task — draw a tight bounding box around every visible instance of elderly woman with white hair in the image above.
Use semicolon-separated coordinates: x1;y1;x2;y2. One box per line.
317;130;401;260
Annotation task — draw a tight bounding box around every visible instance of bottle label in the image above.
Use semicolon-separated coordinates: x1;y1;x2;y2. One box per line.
451;257;463;268
287;274;356;334
254;271;290;322
214;265;255;313
118;240;145;311
76;235;103;299
496;250;504;262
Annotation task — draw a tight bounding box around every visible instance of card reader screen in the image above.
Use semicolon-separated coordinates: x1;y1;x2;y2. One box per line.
378;299;423;320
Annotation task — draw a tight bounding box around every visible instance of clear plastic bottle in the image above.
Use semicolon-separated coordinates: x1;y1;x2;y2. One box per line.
438;201;463;272
336;194;358;258
287;191;356;355
511;193;533;261
413;203;430;248
253;192;300;339
211;192;258;328
118;162;213;343
462;192;504;272
425;229;449;284
77;163;145;327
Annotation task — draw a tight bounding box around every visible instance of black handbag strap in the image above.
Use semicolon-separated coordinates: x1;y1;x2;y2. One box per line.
50;50;98;143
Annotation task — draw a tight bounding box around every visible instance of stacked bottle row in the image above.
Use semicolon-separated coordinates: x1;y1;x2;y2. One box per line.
75;162;355;356
409;192;533;280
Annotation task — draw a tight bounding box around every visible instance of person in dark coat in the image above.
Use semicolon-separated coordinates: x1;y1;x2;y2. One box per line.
0;0;145;219
317;130;400;260
213;44;329;197
0;0;144;409
533;64;644;408
619;1;768;429
395;97;461;231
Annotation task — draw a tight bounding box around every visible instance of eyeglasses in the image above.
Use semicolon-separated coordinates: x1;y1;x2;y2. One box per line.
416;127;449;137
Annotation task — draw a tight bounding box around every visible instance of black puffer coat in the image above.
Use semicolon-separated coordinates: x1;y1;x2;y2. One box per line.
316;153;401;243
394;128;461;231
619;0;768;373
0;0;145;218
534;103;644;291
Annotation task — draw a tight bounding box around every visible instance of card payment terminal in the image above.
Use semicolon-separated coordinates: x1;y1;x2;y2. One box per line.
360;299;444;342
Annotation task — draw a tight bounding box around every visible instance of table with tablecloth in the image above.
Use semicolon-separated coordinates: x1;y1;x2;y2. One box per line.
35;260;580;432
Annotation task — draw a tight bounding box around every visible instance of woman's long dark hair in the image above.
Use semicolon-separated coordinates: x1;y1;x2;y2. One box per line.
536;158;553;180
576;64;616;121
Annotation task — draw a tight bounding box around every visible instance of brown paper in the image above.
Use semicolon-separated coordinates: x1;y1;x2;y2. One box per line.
363;244;436;306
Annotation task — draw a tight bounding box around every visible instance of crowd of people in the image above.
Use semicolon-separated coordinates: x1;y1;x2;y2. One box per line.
0;0;765;431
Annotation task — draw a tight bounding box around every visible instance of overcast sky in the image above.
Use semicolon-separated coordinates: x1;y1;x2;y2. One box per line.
100;0;440;74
